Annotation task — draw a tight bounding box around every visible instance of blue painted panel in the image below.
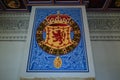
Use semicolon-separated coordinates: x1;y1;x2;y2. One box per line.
27;8;89;72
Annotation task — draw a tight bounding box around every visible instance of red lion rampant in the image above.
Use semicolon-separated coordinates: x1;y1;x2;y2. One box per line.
52;30;66;45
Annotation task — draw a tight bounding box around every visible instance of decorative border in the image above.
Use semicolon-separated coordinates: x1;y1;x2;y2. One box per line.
20;77;95;80
0;12;120;41
0;12;30;41
87;12;120;41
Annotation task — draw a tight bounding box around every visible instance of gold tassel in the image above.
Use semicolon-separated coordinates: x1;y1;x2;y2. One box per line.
54;56;62;69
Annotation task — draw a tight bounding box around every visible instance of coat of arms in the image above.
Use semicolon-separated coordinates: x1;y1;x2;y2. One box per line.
36;11;80;68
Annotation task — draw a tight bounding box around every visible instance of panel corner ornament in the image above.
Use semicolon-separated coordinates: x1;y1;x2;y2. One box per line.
36;11;81;68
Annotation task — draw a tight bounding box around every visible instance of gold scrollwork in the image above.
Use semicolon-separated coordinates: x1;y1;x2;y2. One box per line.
4;0;20;8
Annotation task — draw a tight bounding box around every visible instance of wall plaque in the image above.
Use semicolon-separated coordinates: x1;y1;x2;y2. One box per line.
20;6;95;78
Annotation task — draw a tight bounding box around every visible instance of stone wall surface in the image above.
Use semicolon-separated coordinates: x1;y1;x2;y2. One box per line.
0;12;120;41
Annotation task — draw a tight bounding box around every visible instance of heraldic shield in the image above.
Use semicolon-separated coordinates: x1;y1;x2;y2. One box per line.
44;25;72;49
36;11;80;68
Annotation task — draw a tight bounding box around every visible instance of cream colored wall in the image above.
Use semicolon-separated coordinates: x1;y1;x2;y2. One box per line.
0;41;120;80
91;41;120;80
0;41;25;80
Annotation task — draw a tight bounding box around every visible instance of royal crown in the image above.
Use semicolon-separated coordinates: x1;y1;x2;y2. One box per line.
46;11;71;25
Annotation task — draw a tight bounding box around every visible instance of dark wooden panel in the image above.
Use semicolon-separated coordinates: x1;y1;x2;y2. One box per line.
0;5;2;10
27;0;52;5
0;0;4;10
28;0;50;1
0;0;120;11
55;0;82;4
109;0;120;8
56;0;79;2
88;0;106;8
1;0;28;11
107;0;120;10
84;0;108;11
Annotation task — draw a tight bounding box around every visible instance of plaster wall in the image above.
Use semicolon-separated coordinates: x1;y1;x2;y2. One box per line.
0;41;120;80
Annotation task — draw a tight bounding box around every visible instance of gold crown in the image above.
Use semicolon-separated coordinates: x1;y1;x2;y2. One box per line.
46;11;71;25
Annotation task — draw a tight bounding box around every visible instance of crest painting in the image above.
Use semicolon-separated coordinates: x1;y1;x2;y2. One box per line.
24;6;94;75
